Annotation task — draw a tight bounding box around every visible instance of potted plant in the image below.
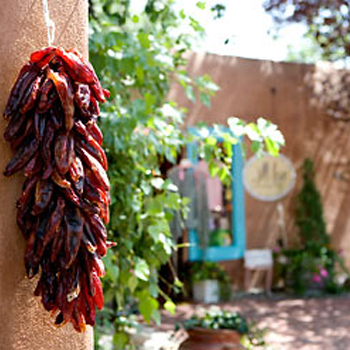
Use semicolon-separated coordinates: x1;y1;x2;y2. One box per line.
190;262;230;303
179;308;266;350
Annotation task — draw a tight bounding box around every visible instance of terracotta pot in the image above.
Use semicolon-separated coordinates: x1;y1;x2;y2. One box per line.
179;328;242;350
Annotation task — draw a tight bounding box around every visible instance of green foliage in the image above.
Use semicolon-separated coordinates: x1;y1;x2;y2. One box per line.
181;308;267;348
264;0;350;62
275;245;350;295
89;1;198;337
190;261;229;283
182;309;248;333
211;3;226;20
296;159;329;251
274;159;349;295
89;1;284;348
285;34;325;64
113;316;138;349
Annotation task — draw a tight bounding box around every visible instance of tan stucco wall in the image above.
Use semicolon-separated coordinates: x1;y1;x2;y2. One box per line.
171;53;350;285
0;1;93;349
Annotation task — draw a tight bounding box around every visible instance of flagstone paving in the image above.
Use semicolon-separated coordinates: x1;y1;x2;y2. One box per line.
159;295;350;350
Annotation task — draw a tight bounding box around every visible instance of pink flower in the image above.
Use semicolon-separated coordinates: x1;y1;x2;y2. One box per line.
312;274;322;284
273;246;281;254
320;268;328;278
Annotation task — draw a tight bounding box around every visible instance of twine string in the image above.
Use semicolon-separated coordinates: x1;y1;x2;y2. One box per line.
41;0;55;46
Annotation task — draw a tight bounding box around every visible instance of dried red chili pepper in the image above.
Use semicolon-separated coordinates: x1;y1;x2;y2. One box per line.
42;197;65;248
80;199;100;216
52;170;72;189
32;180;54;215
3;47;112;332
21;74;44;114
37;78;54;113
30;46;56;67
55;47;109;103
47;69;75;131
11;117;33;150
92;271;104;310
3;111;27;141
86;213;107;241
50;226;65;263
4;138;40;176
17;176;38;209
80;279;96;326
91;254;106;277
49;107;62;129
79;150;110;191
54;131;71;174
82;231;97;254
24;224;40;278
64;206;84;268
24;153;42;177
69;156;84;194
41;120;55;179
4;63;41;119
34;112;46;141
74;83;91;111
86;120;103;145
83;177;109;223
75;120;107;170
61;186;81;207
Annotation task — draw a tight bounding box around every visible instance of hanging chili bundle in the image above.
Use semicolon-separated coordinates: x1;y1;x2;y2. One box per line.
3;46;112;332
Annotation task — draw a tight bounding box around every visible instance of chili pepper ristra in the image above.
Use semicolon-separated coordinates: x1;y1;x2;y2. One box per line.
3;46;112;332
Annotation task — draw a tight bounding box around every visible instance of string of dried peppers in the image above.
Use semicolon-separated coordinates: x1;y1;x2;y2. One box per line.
3;46;112;332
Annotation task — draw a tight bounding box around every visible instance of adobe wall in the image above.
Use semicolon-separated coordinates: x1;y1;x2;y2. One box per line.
0;0;93;349
170;53;350;285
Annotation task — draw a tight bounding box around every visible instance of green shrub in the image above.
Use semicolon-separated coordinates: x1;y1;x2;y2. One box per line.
274;159;349;295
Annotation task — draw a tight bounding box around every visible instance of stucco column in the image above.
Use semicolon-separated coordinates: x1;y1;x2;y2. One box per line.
0;1;93;349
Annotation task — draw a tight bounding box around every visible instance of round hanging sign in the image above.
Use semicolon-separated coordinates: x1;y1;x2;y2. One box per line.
243;153;296;201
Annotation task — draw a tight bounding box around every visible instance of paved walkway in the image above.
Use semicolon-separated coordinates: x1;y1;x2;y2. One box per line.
159;296;350;350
